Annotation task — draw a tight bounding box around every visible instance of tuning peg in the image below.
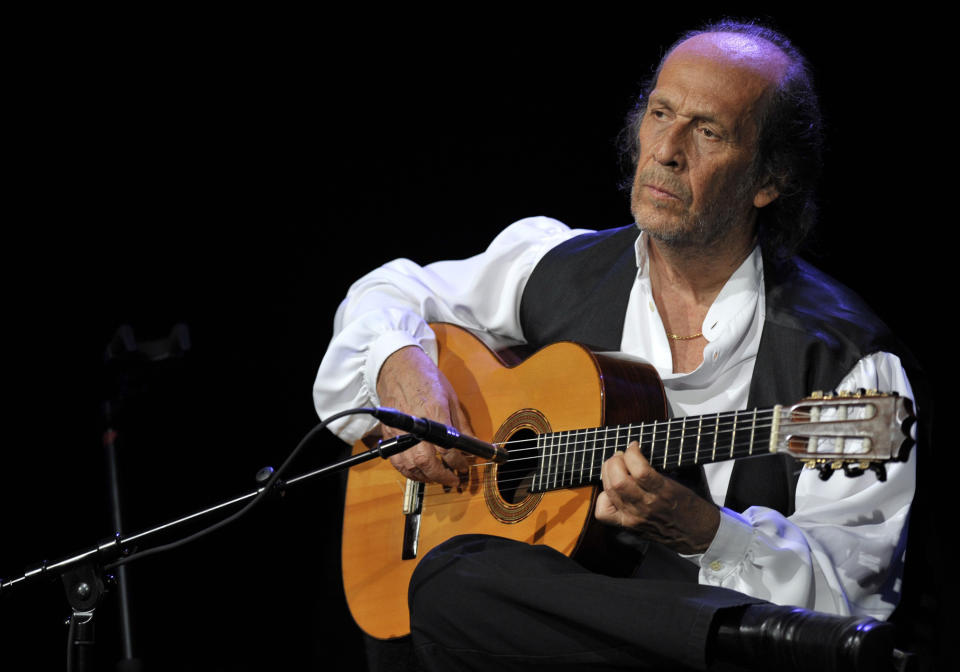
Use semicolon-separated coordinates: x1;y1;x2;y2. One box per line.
869;462;887;482
817;463;834;481
837;390;851;398
842;462;865;477
810;390;824;399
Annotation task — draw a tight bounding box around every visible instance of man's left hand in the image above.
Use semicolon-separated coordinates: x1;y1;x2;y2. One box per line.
596;441;720;554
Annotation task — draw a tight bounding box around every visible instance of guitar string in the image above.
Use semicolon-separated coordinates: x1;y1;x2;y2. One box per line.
486;420;782;463
416;415;841;497
433;415;869;495
478;404;863;488
487;411;789;453
406;403;873;504
455;396;863;452
405;405;861;498
485;407;809;450
428;414;799;491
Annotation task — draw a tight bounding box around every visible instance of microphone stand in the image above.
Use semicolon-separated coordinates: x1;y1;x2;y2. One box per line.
0;431;421;672
101;322;191;672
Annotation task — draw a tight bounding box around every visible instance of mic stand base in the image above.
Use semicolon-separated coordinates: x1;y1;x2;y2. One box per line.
62;563;104;672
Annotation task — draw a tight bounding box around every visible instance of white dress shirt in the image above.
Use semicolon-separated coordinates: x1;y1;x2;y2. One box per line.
314;216;915;620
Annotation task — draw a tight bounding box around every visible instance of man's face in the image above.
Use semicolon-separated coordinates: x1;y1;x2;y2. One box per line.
630;33;785;249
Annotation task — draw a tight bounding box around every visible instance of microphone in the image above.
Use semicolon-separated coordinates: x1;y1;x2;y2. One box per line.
371;407;508;464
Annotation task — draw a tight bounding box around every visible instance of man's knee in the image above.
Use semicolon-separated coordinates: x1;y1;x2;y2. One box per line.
409;534;507;611
408;534;510;649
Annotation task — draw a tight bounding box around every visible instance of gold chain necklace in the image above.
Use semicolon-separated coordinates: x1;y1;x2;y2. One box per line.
666;331;703;341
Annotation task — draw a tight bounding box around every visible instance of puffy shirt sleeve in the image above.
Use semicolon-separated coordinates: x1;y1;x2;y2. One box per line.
689;351;916;619
313;217;590;443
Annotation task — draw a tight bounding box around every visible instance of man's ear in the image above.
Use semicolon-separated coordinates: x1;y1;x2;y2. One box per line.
753;183;780;209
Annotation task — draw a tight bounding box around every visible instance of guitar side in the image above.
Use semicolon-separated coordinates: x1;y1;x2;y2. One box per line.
341;323;666;640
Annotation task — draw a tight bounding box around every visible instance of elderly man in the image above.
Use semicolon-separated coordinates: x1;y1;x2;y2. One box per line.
315;20;917;672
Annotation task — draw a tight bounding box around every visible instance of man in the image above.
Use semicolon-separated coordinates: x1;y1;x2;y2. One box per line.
314;21;917;671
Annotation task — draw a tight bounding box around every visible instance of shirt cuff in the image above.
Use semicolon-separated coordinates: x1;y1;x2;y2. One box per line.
684;507;755;581
363;329;437;406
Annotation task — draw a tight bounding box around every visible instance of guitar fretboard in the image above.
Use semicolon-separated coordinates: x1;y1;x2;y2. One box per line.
529;408;773;493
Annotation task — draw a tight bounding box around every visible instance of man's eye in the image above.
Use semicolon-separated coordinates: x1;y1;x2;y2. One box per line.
699;127;720;140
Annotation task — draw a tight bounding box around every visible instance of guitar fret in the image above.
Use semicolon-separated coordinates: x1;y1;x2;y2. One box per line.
678;418;686;468
581;429;589;485
729;410;738;459
663;421;670;470
594;428;603;482
748;408;757;456
712;412;719;462
556;431;565;488
568;429;576;487
570;429;595;485
603;426;614;476
533;433;542;492
570;430;580;486
651;420;658;466
570;430;579;486
556;431;563;487
585;428;594;485
589;429;598;483
572;429;582;487
573;429;582;486
542;432;550;490
540;432;548;491
550;432;558;490
591;428;603;481
597;427;605;478
695;416;702;464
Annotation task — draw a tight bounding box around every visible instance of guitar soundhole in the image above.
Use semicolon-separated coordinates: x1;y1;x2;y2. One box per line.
496;428;538;505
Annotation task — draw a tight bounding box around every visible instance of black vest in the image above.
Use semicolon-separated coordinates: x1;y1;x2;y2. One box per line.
518;224;912;515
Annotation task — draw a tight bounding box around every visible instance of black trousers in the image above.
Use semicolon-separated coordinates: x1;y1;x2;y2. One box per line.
408;534;764;672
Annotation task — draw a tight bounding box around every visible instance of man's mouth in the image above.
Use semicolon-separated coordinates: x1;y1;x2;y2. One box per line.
645;183;682;200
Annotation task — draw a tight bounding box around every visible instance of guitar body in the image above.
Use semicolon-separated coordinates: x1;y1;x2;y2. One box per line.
341;323;667;640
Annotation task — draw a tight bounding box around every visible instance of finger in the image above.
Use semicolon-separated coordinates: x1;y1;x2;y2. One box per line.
594;491;622;527
600;451;631;509
601;450;630;488
411;444;462;487
438;447;470;475
622;441;665;492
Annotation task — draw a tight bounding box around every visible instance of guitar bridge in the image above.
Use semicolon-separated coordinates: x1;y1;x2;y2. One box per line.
401;478;423;560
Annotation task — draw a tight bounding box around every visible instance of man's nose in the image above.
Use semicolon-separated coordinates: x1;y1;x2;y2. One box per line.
652;126;686;170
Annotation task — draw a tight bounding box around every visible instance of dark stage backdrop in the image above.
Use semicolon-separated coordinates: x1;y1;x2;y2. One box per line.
1;10;939;672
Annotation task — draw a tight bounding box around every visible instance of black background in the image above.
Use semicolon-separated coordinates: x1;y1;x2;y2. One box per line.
0;9;942;671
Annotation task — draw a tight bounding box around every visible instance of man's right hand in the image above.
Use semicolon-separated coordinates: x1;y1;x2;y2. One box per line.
376;345;472;488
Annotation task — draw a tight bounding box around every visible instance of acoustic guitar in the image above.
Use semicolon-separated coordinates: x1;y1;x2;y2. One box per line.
341;323;915;639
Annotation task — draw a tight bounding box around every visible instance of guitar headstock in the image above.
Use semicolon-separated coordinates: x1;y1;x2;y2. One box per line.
771;390;916;481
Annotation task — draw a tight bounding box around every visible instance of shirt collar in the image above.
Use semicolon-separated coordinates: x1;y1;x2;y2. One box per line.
632;230;764;344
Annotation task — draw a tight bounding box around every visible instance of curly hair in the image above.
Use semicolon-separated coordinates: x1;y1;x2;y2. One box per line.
619;20;823;259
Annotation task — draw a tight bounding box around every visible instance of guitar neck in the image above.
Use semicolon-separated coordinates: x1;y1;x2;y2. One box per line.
529;408;774;493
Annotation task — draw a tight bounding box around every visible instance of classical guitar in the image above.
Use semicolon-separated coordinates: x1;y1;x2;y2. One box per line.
341;323;915;640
